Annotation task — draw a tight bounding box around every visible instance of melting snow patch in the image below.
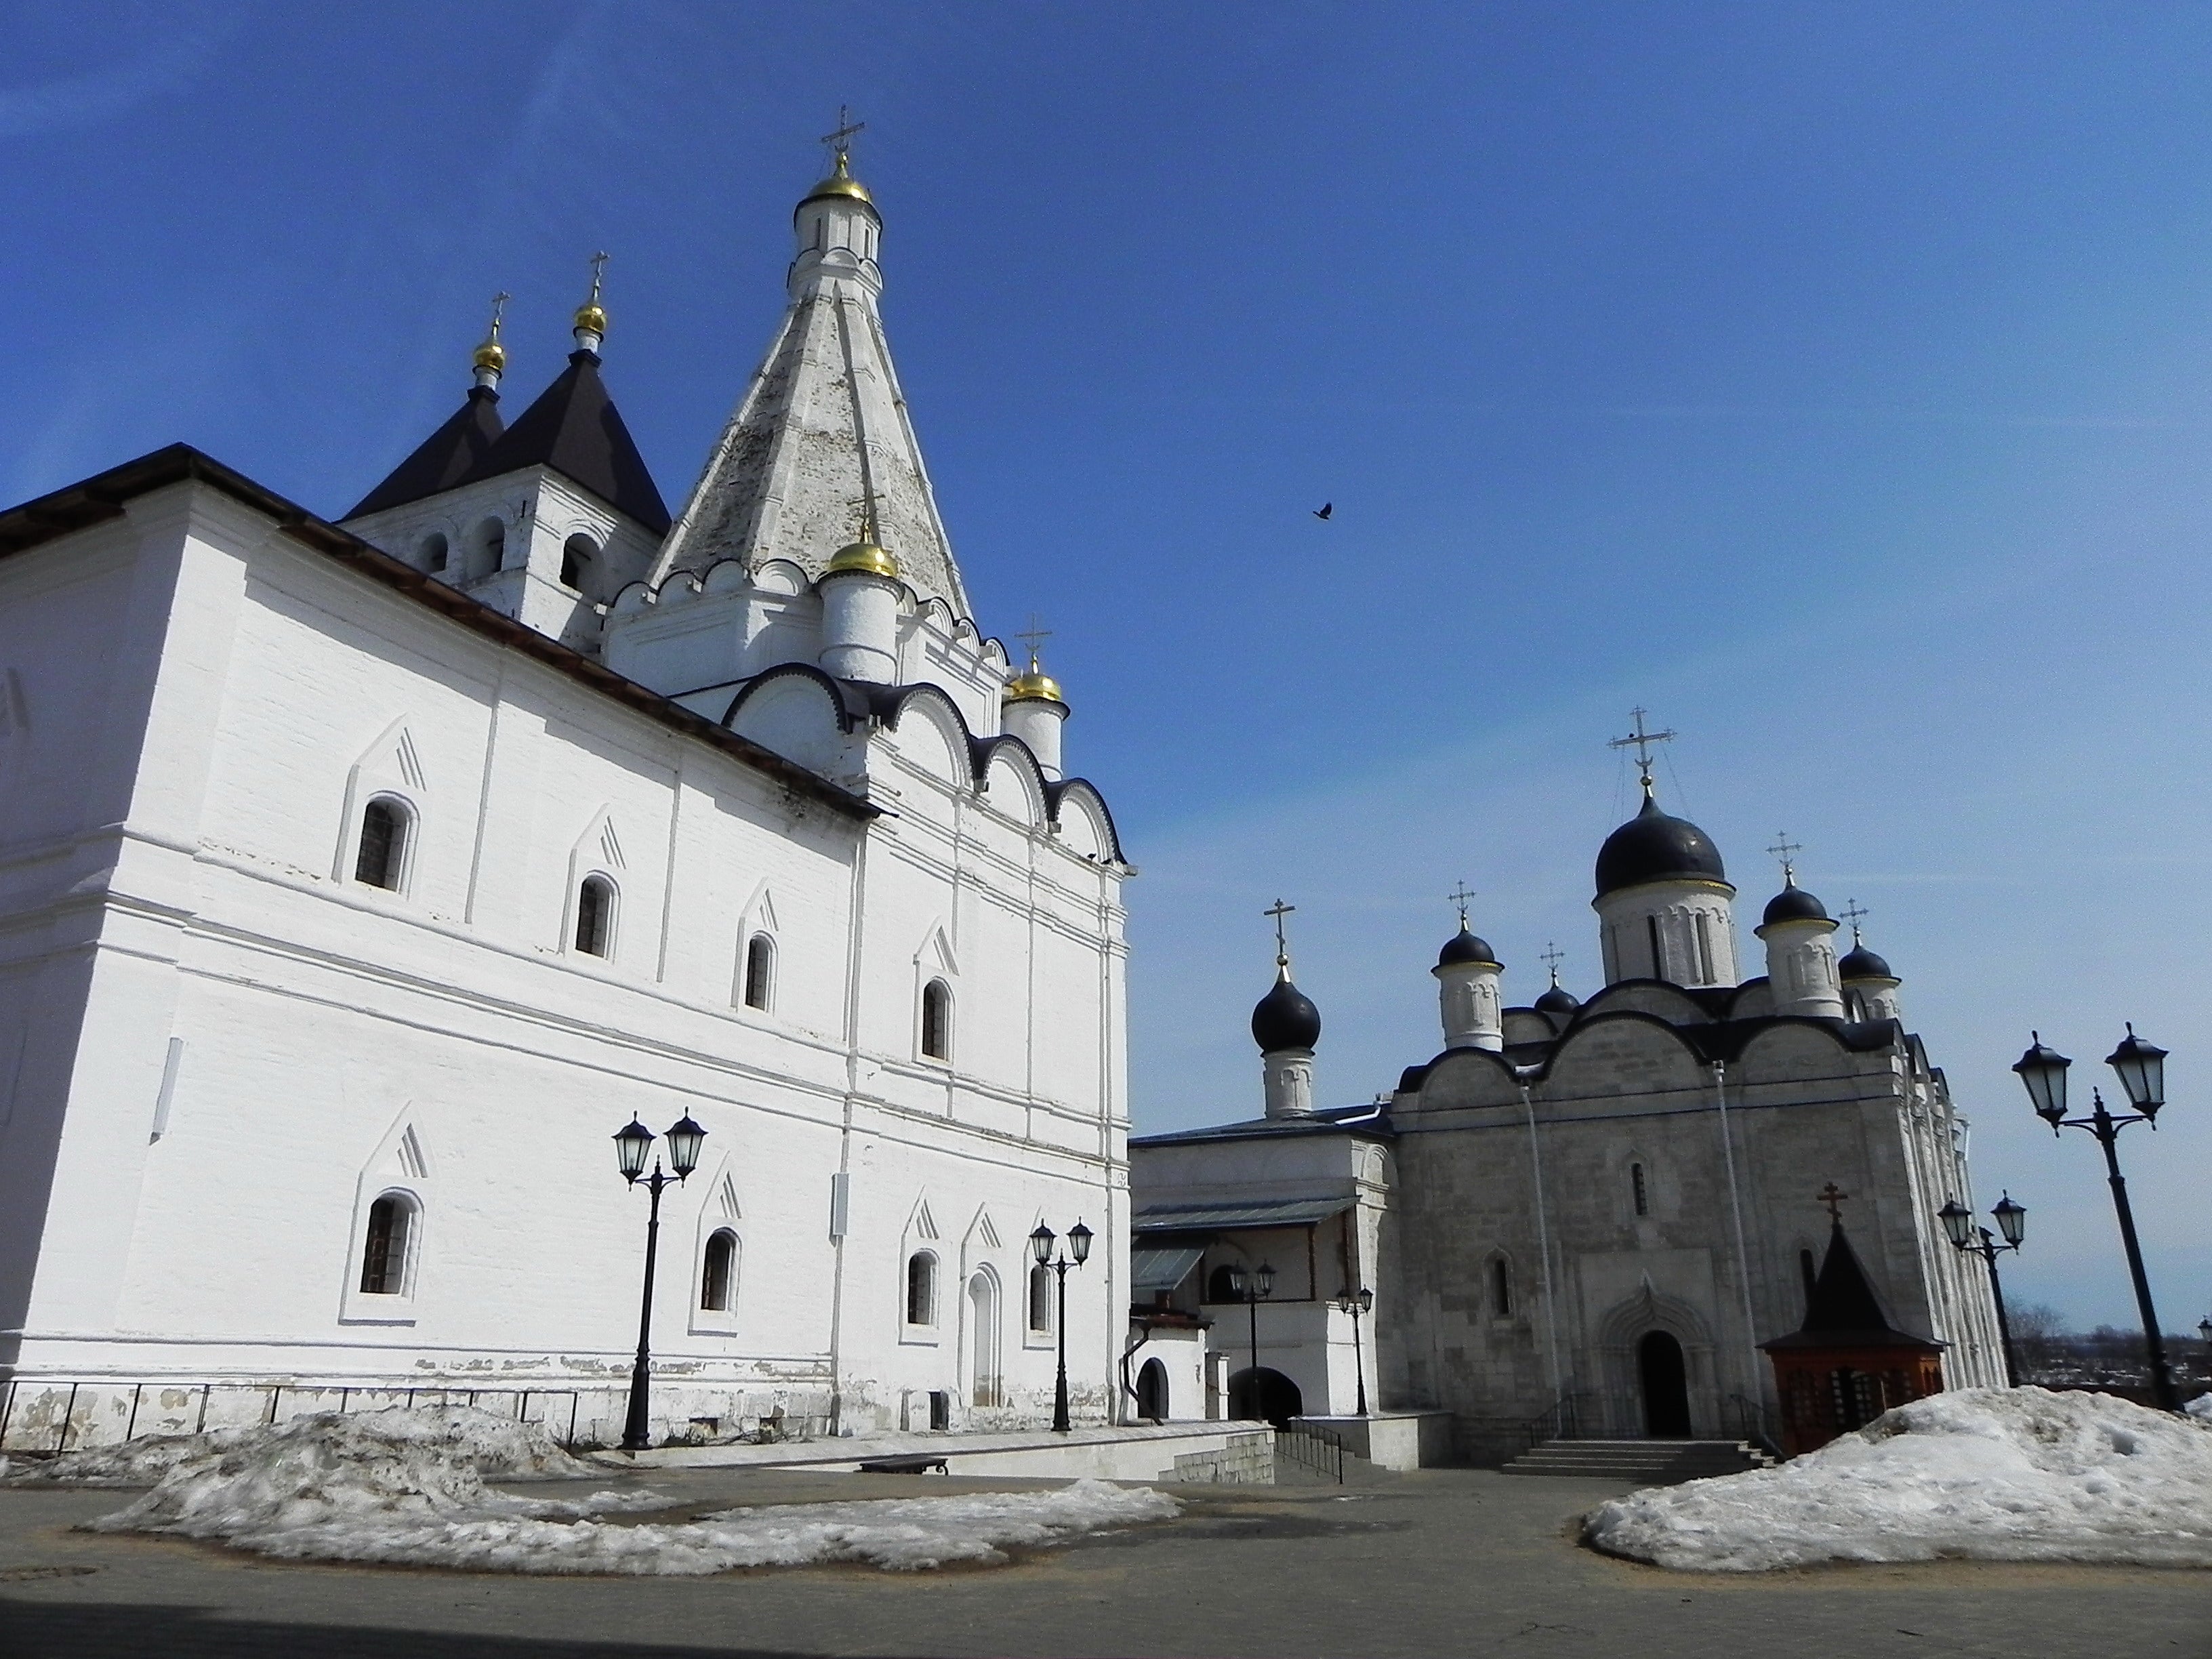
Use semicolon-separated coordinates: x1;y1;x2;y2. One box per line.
1584;1387;2212;1571
12;1407;1176;1574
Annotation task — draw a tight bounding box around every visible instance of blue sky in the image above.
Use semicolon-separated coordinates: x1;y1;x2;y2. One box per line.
8;2;2212;1331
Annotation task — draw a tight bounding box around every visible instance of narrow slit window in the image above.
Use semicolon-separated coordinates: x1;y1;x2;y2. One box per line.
906;1252;937;1326
1646;915;1666;981
920;979;951;1061
359;1195;411;1294
575;876;613;957
419;533;448;573
1029;1263;1053;1334
701;1230;737;1313
1695;913;1716;982
1632;1162;1649;1216
1490;1258;1512;1318
354;799;407;890
743;935;775;1011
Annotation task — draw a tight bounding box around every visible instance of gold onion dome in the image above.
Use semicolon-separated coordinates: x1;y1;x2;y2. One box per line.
574;298;609;337
472;335;506;375
1005;665;1064;703
825;537;899;580
803;151;874;208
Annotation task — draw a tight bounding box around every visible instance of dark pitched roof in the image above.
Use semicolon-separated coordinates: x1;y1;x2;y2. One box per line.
1762;1221;1941;1351
463;350;670;533
346;388;505;518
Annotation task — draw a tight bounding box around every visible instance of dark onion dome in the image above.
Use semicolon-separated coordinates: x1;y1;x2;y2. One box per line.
1760;882;1831;928
1437;927;1500;969
1595;791;1728;899
1534;983;1581;1017
1839;943;1896;981
1251;968;1322;1053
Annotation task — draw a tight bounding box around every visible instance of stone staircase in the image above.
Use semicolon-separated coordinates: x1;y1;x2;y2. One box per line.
1501;1438;1776;1485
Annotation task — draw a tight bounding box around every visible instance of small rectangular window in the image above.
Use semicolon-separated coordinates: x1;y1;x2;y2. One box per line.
355;800;405;890
575;878;612;957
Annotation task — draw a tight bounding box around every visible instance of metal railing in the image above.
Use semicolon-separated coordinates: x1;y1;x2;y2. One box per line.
1510;1389;1585;1454
0;1380;588;1456
1276;1421;1346;1483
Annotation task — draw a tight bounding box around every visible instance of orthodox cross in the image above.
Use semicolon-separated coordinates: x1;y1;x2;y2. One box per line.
1607;707;1676;791
1838;897;1870;944
1816;1182;1849;1222
586;251;609;306
1540;941;1566;985
1264;899;1296;969
1767;833;1803;885
1016;614;1052;673
487;290;510;334
1447;881;1475;928
821;106;866;167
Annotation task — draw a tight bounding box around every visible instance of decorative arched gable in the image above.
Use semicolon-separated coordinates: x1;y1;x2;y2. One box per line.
1046;779;1124;863
335;714;430;886
723;664;859;774
1540;1014;1711;1100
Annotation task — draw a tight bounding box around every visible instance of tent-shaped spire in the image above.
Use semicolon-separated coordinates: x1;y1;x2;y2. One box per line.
1763;1221;1942;1352
347;388;505;519
653;152;972;617
461;349;670;534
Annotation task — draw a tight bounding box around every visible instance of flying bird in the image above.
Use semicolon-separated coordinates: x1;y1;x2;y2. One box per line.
1312;502;1332;520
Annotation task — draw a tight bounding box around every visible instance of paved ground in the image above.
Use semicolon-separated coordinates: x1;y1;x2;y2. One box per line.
1;1463;2207;1658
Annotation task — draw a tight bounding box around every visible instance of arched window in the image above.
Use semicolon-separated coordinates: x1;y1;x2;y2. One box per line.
1206;1264;1242;1304
1631;1163;1649;1217
467;517;505;581
743;935;775;1011
1028;1263;1054;1334
575;876;615;957
354;797;409;890
701;1229;737;1313
1136;1357;1169;1422
359;1194;414;1295
920;979;952;1061
419;532;449;573
560;533;598;595
905;1251;937;1326
1490;1257;1513;1318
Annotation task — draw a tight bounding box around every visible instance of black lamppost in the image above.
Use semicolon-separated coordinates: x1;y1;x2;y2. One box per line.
1334;1286;1374;1416
1938;1193;2026;1387
1029;1220;1092;1433
1225;1261;1274;1418
2013;1027;2179;1411
613;1113;707;1452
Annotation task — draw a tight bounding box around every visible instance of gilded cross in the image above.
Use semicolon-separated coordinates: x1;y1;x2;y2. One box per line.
488;291;510;333
1263;899;1296;968
1607;707;1677;790
587;251;608;305
1447;881;1475;928
821;106;866;167
1767;833;1803;885
1816;1182;1849;1222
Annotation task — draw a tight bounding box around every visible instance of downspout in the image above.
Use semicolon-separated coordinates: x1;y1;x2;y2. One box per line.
1518;1080;1565;1402
1711;1061;1764;1418
828;828;872;1435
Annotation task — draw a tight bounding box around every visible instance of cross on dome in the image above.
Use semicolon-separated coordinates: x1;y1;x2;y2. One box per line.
1607;707;1677;794
820;106;866;169
1817;1182;1849;1222
1767;832;1803;886
1264;899;1296;970
1540;941;1566;985
1017;614;1053;674
1838;897;1870;944
1448;881;1475;928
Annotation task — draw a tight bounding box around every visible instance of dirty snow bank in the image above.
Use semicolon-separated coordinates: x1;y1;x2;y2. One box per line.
1585;1387;2212;1571
14;1406;1176;1573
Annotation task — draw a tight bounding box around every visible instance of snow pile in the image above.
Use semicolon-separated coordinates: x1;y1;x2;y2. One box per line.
2186;1393;2212;1422
1585;1387;2212;1571
25;1406;1176;1574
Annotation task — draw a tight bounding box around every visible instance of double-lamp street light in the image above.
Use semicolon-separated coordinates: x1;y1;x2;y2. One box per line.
613;1112;708;1452
2013;1024;2179;1412
1334;1286;1375;1416
1029;1220;1092;1434
1225;1261;1274;1418
1938;1193;2026;1387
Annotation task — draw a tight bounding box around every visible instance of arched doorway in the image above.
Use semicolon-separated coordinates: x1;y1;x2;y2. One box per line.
1227;1366;1303;1426
1136;1358;1169;1422
1638;1330;1692;1437
966;1271;1000;1408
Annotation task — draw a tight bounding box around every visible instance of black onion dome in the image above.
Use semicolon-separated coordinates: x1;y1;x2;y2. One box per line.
1761;883;1830;927
1437;928;1500;969
1839;944;1895;981
1534;983;1580;1017
1251;970;1322;1053
1595;792;1728;899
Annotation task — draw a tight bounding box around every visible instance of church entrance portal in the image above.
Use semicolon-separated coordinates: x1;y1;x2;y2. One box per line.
1136;1357;1169;1421
1227;1366;1302;1426
1637;1331;1692;1437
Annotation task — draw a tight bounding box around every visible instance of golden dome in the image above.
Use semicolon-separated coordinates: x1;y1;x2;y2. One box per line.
802;152;874;208
824;537;899;580
472;336;507;375
1005;668;1065;704
573;300;608;337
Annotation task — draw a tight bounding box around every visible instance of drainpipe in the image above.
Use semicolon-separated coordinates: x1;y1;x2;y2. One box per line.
1519;1080;1565;1404
1711;1061;1765;1422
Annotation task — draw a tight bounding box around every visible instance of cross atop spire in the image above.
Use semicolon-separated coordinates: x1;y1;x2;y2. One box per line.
573;252;610;352
1767;832;1803;886
1838;897;1870;944
1540;941;1566;985
1017;614;1053;674
1264;899;1296;971
1607;707;1677;794
821;105;866;171
1448;881;1475;929
1816;1181;1849;1223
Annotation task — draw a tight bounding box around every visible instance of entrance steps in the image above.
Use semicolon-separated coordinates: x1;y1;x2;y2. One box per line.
1501;1438;1775;1484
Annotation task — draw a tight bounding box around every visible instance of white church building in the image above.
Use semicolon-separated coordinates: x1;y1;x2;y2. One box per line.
0;147;1132;1450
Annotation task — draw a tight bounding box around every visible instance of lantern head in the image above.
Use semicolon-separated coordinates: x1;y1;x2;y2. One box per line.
2013;1033;2071;1126
613;1117;653;1183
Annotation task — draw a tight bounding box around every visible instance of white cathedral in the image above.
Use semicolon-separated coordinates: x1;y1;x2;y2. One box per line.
0;148;1130;1448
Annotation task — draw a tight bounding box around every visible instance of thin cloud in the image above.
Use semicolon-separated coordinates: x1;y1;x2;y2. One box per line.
0;11;239;140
